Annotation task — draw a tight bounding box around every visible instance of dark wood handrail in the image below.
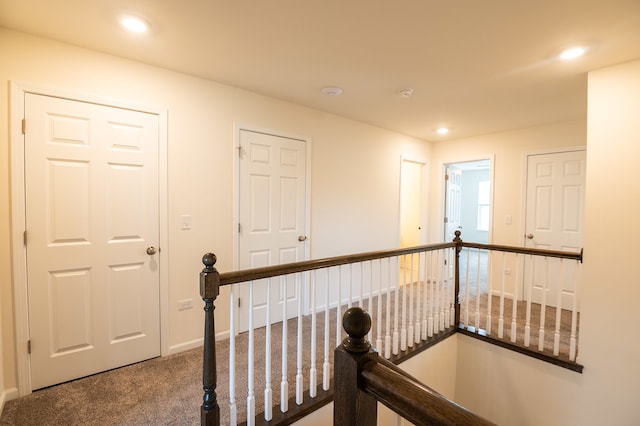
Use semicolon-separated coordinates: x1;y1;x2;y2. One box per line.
218;242;456;285
460;241;583;262
361;359;495;425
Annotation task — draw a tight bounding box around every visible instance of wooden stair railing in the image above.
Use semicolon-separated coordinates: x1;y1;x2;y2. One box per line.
334;306;494;426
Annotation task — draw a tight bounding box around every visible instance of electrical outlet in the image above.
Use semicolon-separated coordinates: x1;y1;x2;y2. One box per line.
178;299;193;310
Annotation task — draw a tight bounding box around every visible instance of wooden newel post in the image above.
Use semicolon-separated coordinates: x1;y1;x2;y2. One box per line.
200;253;220;426
453;230;462;328
334;307;377;426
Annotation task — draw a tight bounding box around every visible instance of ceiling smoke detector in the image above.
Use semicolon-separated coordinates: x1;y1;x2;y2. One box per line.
399;88;414;98
321;86;343;96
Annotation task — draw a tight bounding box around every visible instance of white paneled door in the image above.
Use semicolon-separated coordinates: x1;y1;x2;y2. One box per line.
237;130;308;332
444;166;462;241
524;150;586;309
24;94;161;390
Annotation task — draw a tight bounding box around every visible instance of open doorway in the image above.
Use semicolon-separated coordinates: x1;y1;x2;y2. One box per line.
443;160;492;244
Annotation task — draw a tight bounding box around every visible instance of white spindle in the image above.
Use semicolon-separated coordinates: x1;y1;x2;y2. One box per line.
524;254;533;347
309;271;317;398
485;252;493;335
464;248;471;328
428;251;434;338
498;252;506;338
421;251;428;341
474;249;482;331
408;254;415;348
393;255;400;355
385;257;392;358
510;254;519;343
368;261;373;343
264;279;272;421
569;260;580;361
336;266;342;349
323;269;330;391
348;263;353;309
281;276;289;413
359;262;364;308
415;252;422;343
401;255;408;349
247;282;255;425
553;260;564;356
433;250;440;334
446;248;453;328
439;249;446;332
296;273;304;405
377;260;383;352
538;257;548;352
229;285;237;425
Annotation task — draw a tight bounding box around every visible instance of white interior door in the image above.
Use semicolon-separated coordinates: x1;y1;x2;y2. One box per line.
524;150;586;309
400;159;425;249
444;166;462;241
25;93;161;390
237;130;308;332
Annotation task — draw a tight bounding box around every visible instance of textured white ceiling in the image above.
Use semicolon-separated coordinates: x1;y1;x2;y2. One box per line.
2;0;640;141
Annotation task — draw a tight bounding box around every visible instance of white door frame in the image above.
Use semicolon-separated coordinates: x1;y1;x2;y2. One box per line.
232;123;312;334
440;155;495;243
9;81;169;396
397;156;429;247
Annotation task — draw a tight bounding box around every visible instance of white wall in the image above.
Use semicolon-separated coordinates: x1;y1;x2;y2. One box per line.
452;59;640;425
0;29;430;396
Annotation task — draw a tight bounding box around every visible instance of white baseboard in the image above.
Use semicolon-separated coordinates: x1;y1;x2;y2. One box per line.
1;387;19;415
166;330;230;356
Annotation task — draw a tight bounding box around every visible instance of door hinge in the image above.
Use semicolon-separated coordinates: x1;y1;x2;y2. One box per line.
445;174;449;181
237;145;243;159
21;118;26;134
444;217;448;224
238;298;241;308
238;223;242;233
23;230;27;246
27;340;31;354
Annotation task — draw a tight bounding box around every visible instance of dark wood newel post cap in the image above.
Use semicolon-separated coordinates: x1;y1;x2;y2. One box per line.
342;307;372;353
200;253;220;299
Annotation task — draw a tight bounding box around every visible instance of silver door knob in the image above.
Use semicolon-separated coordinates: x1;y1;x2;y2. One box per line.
146;246;157;255
298;235;307;242
526;234;534;239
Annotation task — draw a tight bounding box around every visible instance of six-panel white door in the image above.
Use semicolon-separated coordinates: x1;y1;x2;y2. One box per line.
25;93;161;390
237;130;308;332
524;150;585;309
445;166;462;241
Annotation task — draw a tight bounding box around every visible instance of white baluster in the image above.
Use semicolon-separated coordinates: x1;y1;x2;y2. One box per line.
281;275;289;413
377;260;383;352
348;263;353;309
368;261;373;343
464;247;471;328
569;260;580;361
445;248;452;328
485;252;493;335
323;269;330;391
524;254;533;347
385;257;392;358
408;254;415;348
498;252;506;339
511;254;519;343
359;262;364;308
229;285;237;425
421;251;428;341
264;279;272;421
415;252;422;343
475;249;482;331
401;254;408;349
337;266;342;349
427;251;434;338
309;271;317;398
296;273;304;405
439;249;446;331
247;282;255;425
538;257;548;352
553;260;564;356
393;255;400;355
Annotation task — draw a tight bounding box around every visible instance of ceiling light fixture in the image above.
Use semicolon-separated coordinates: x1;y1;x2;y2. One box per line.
121;16;149;33
399;88;413;98
321;86;343;96
559;47;586;60
437;127;449;135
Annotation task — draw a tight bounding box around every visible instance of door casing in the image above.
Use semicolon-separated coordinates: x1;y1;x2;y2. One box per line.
9;81;169;396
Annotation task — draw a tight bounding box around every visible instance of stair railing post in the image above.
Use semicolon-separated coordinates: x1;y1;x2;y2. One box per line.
200;253;221;426
333;307;377;426
453;230;463;328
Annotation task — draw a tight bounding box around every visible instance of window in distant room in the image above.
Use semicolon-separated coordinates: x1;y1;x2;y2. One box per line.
477;180;490;231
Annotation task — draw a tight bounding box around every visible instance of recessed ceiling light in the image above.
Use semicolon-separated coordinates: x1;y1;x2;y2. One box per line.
437;127;449;135
121;16;149;33
321;86;343;96
559;47;585;60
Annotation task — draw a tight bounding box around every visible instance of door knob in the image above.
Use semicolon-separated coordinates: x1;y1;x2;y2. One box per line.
146;246;158;255
526;234;534;239
298;235;307;242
